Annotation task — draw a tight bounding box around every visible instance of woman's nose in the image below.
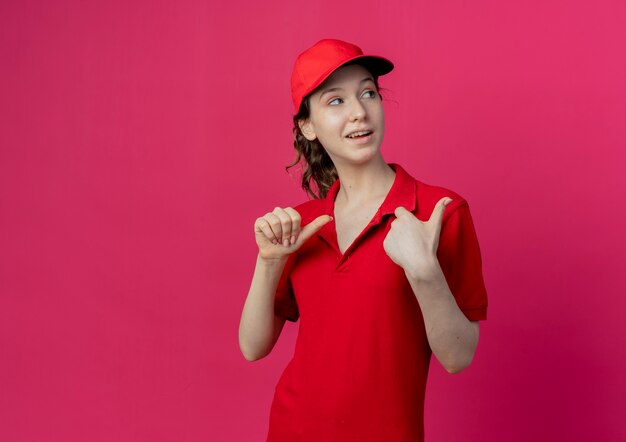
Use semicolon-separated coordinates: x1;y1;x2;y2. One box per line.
349;98;366;120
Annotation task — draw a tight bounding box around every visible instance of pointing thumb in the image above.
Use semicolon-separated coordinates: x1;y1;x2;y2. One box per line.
297;214;333;245
429;197;453;224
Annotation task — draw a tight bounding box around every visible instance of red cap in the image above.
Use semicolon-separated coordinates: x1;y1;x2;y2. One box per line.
291;39;394;113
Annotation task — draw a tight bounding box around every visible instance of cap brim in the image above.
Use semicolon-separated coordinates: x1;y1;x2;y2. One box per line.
300;54;394;107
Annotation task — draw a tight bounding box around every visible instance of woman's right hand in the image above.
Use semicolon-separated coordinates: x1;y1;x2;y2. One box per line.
254;207;333;261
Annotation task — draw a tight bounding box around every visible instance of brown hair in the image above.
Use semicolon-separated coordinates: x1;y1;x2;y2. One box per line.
285;63;386;199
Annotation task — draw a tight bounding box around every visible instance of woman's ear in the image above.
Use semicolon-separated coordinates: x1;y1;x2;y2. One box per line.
298;118;317;141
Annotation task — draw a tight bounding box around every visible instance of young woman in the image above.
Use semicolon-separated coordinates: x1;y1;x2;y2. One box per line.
238;38;488;441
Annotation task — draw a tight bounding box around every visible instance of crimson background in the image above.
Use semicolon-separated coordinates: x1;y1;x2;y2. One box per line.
1;1;625;441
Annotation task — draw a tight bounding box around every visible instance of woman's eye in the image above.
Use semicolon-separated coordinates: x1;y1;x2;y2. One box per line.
328;90;376;106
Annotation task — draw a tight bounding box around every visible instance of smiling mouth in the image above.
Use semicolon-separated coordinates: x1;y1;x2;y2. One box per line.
346;130;373;139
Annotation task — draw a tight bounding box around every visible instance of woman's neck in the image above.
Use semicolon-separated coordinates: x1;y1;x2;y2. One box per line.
333;157;396;207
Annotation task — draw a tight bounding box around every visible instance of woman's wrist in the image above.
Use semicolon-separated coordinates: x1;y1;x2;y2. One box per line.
257;252;288;268
404;258;443;285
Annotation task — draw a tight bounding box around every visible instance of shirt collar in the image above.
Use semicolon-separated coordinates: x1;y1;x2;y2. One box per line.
323;162;417;221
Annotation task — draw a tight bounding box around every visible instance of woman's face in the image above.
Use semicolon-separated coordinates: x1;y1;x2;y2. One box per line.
299;63;385;167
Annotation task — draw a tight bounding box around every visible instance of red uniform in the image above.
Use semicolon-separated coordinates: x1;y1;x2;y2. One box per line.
267;162;488;441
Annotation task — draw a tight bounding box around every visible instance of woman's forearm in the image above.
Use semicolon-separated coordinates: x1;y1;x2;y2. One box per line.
238;254;287;361
405;263;479;374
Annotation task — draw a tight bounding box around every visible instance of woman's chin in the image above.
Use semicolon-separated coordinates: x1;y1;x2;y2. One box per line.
338;148;381;166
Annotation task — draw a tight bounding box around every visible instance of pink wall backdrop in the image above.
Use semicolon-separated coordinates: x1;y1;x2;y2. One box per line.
1;1;625;441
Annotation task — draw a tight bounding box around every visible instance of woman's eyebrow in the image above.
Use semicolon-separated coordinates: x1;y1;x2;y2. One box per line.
319;77;375;100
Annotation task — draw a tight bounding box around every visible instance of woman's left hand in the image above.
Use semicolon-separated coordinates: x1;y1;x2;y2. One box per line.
383;197;453;281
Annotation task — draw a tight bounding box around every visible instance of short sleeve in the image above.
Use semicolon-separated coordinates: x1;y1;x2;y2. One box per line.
436;201;488;321
274;255;300;322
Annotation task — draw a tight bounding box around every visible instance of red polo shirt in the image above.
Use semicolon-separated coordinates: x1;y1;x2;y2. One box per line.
267;163;488;441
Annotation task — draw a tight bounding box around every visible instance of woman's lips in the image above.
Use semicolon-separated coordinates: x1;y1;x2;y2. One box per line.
346;132;373;143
